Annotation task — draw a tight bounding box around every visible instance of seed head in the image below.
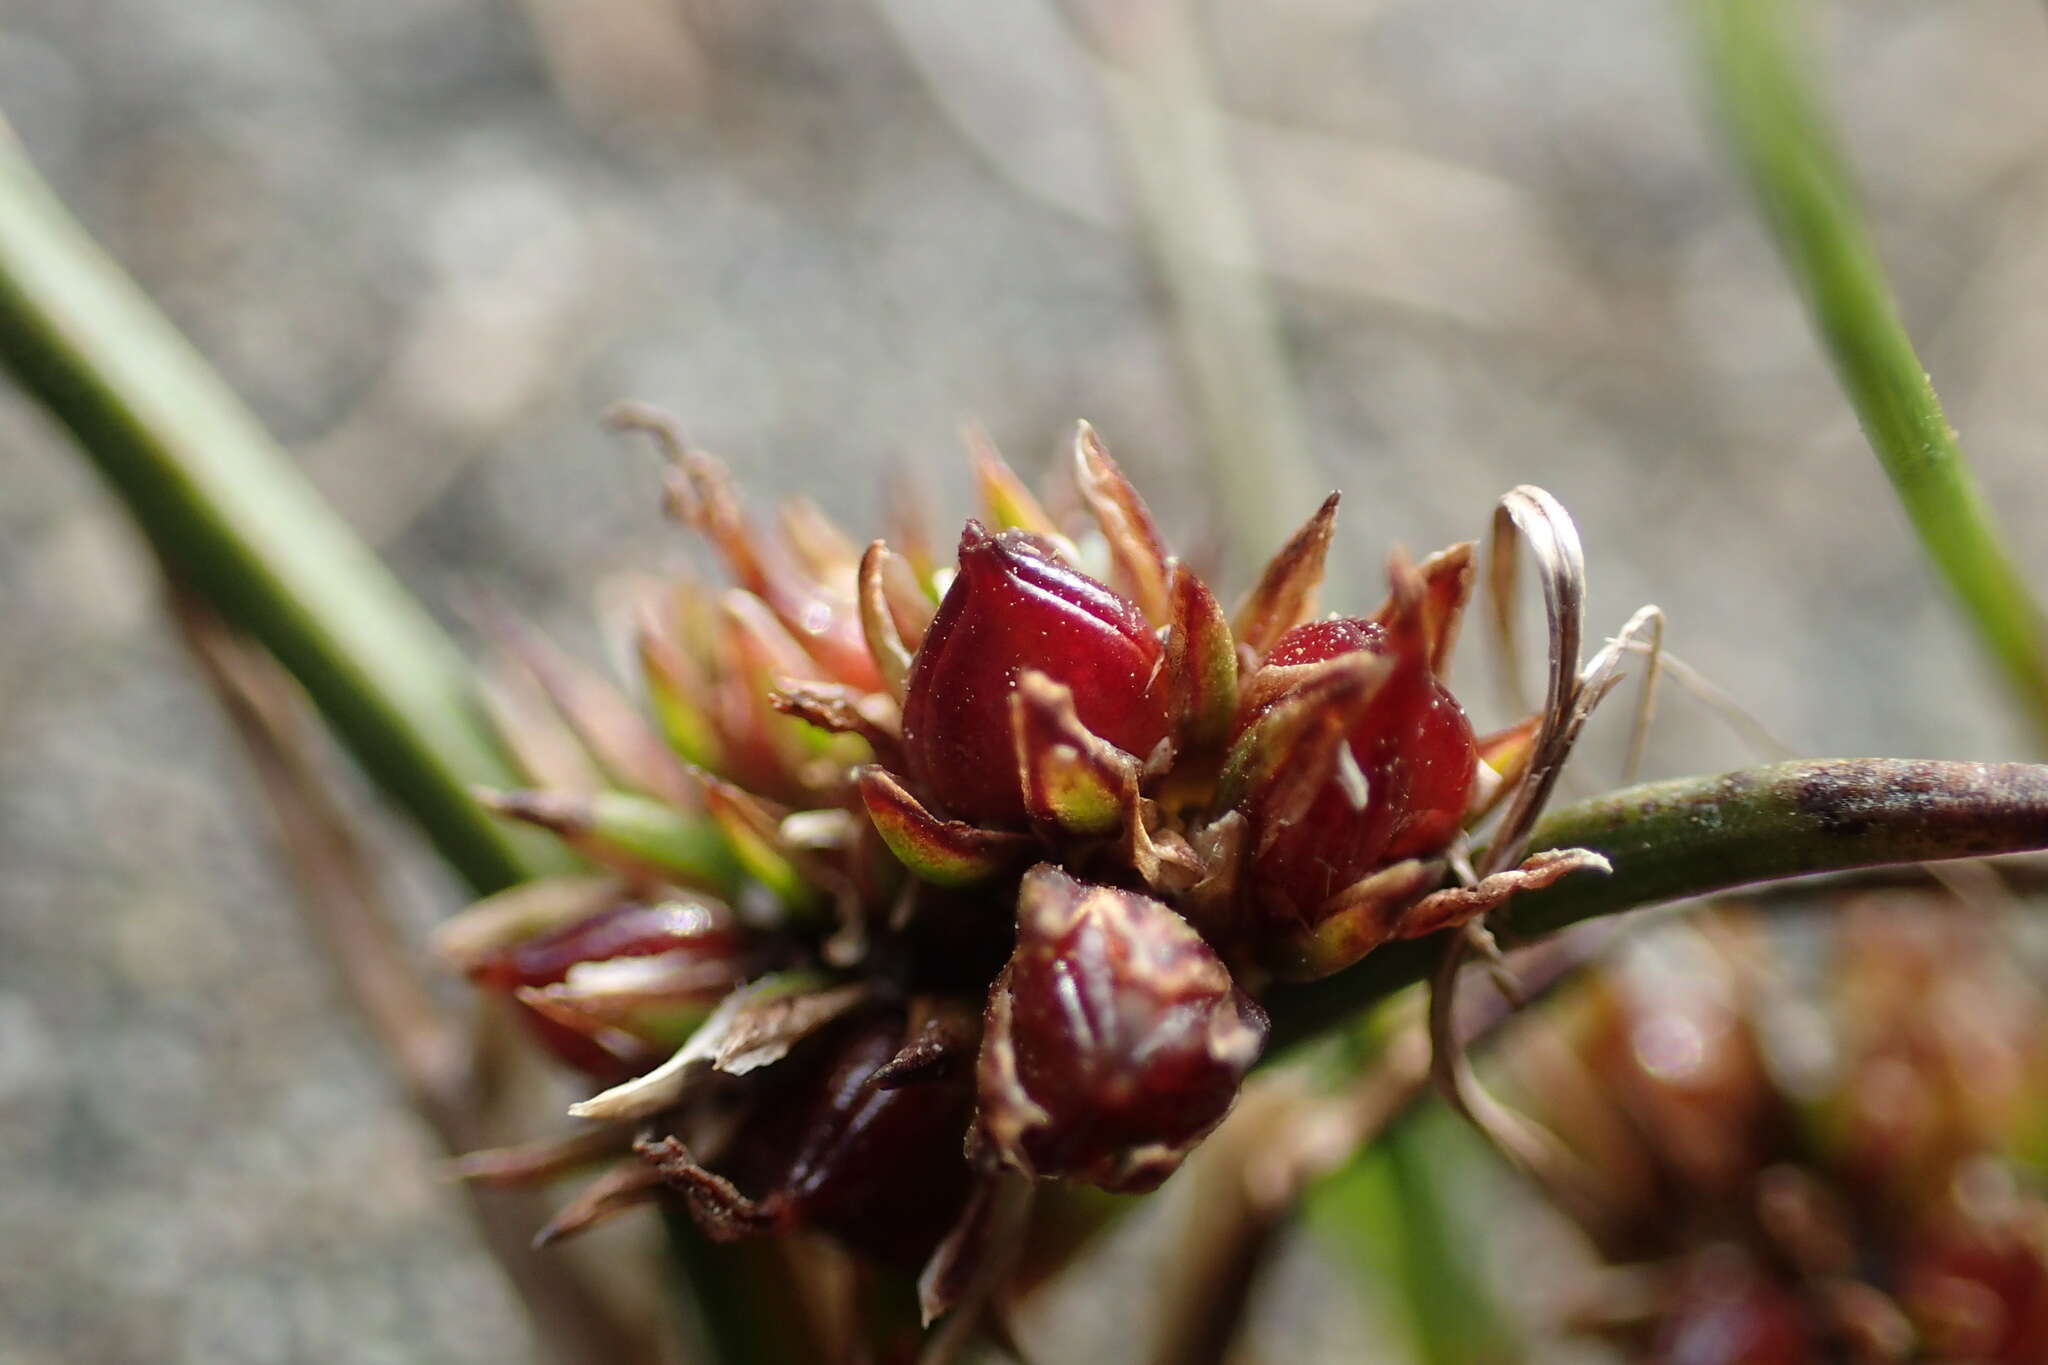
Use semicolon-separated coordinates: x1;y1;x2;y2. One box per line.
453;413;1609;1315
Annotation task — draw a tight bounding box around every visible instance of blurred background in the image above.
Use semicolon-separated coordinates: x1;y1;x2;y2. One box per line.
5;0;2048;1360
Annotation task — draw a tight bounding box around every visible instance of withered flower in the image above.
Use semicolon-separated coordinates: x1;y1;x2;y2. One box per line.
446;412;1608;1322
638;1006;977;1268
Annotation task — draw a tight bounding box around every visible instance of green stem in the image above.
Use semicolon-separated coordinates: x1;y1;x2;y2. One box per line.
0;123;556;892
1693;0;2048;744
1307;1114;1517;1365
1268;758;2048;1049
0;124;775;1361
662;1210;814;1365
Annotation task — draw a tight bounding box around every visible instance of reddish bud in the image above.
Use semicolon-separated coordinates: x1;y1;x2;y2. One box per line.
471;898;747;1075
977;865;1266;1193
900;524;1170;825
1237;617;1477;923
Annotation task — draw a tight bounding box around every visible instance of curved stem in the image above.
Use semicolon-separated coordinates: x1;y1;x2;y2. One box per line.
1267;758;2048;1050
0;123;760;1358
0;124;557;892
1693;0;2048;745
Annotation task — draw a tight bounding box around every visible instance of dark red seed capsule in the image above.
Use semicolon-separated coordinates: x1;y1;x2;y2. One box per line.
900;522;1171;825
977;865;1266;1193
661;1010;976;1268
470;899;745;1075
1240;617;1477;922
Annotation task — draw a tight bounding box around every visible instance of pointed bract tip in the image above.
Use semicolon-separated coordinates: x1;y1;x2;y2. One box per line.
602;400;692;463
1235;492;1344;656
857;765;1032;887
474;786;587;834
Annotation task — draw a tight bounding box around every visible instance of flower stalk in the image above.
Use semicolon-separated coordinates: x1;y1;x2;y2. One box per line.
1693;0;2048;746
1264;758;2048;1050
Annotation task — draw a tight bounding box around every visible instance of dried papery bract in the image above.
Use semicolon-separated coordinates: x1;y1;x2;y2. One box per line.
567;973;874;1124
1480;486;1586;874
1478;487;1662;851
1422;485;1660;1203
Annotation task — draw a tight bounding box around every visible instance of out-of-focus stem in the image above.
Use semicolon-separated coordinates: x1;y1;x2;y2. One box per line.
1511;758;2048;934
0;123;772;1360
0;123;558;892
1693;0;2048;745
1075;0;1326;579
1162;926;1613;1365
171;592;665;1365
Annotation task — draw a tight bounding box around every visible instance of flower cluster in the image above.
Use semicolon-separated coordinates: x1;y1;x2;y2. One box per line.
437;416;1601;1315
1509;899;2048;1363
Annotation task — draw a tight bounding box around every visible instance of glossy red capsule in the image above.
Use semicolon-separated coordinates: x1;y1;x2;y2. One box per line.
977;865;1267;1193
900;523;1171;825
1239;617;1477;922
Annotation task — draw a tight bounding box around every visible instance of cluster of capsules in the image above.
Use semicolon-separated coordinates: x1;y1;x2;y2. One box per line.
438;419;1592;1318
